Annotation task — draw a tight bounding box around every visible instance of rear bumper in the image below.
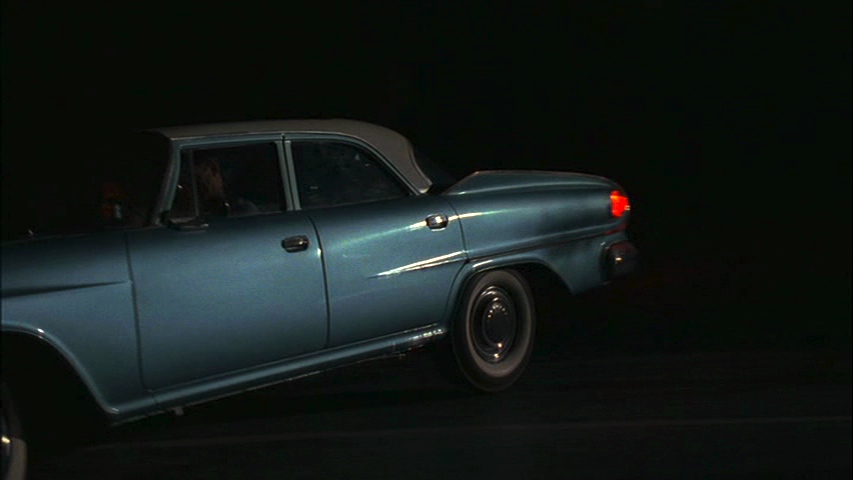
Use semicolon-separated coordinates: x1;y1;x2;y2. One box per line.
603;241;638;280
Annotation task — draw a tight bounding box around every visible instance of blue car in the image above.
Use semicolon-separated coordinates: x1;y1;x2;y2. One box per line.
0;119;637;478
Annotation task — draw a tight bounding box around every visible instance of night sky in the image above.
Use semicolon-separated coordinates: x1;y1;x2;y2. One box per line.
2;2;851;317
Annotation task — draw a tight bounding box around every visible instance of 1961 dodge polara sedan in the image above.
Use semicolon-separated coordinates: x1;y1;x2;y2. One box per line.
1;119;636;478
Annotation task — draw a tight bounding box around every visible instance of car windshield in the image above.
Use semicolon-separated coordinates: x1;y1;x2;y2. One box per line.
413;147;457;193
1;131;169;241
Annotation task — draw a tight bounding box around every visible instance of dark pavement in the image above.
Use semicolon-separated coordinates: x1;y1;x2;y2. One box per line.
26;349;851;479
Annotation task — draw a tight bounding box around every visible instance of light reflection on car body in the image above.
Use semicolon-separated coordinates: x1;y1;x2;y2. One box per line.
1;119;637;480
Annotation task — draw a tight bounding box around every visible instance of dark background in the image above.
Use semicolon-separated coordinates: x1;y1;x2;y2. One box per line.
2;2;850;346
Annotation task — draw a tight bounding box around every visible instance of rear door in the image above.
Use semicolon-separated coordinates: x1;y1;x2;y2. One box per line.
287;137;466;347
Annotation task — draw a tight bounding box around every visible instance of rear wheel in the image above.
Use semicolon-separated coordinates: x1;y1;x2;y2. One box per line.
1;383;27;480
450;269;536;392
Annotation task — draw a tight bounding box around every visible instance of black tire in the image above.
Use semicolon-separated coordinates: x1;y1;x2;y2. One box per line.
1;383;27;480
450;269;536;392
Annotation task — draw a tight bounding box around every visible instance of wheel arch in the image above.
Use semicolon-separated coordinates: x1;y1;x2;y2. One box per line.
431;258;572;378
511;262;574;303
1;331;107;424
445;259;572;328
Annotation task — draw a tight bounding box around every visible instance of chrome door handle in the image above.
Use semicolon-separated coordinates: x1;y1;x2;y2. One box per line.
426;214;448;230
282;235;309;252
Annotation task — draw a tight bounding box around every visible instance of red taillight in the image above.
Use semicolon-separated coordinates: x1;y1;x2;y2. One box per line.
610;190;630;217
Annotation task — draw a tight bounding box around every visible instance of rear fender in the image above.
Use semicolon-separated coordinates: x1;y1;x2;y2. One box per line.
441;230;631;330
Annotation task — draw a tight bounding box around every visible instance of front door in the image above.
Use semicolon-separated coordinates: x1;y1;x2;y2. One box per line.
129;140;327;390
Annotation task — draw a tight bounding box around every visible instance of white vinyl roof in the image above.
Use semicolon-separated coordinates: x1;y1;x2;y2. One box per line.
148;119;431;192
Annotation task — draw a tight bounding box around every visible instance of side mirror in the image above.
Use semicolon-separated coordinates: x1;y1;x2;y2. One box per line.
104;200;128;225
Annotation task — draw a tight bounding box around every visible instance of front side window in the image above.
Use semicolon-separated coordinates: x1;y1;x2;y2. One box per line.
170;142;285;221
291;141;410;209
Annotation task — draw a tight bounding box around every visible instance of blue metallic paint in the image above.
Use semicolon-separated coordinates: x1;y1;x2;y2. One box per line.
1;233;131;296
443;170;619;196
303;195;465;347
443;171;628;293
1;122;636;426
147;323;446;418
1;233;153;416
128;213;328;391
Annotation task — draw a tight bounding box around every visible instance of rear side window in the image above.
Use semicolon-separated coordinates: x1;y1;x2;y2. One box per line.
291;141;410;209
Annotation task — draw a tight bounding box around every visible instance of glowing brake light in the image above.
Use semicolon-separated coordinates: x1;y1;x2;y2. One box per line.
610;190;630;218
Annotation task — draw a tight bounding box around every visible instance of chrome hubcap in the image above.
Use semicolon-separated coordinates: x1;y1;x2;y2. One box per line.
471;286;518;363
